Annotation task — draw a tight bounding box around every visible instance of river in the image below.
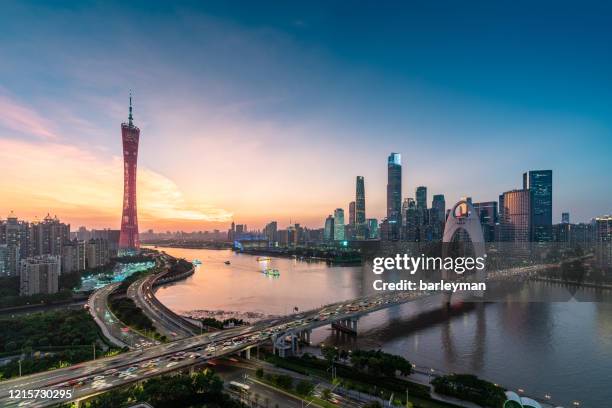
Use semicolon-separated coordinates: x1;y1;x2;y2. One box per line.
153;247;612;407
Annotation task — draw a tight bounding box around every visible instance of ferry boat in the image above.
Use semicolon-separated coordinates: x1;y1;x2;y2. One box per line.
257;256;271;262
192;259;202;265
262;268;280;276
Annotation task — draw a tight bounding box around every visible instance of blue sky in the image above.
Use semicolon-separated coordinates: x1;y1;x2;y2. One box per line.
0;0;611;229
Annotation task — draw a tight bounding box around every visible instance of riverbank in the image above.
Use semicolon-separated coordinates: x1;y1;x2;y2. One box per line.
236;247;362;265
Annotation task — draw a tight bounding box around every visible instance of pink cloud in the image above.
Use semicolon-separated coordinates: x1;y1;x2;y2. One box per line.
0;94;58;140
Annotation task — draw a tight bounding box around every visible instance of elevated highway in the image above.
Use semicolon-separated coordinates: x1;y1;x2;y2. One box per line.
126;268;199;340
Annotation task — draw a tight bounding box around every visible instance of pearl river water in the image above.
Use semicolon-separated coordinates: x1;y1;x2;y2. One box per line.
153;247;612;407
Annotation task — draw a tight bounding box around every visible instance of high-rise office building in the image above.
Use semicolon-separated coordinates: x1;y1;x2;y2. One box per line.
473;201;498;242
500;189;531;242
333;208;345;241
119;95;141;251
432;194;446;223
414;187;429;240
324;215;335;242
386;153;402;240
348;201;356;226
562;212;570;224
355;176;366;240
19;255;60;296
416;186;427;210
367;218;378;239
523;170;552;242
403;198;418;241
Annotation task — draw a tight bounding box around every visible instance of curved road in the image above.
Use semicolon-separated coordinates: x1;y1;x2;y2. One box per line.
127;274;195;339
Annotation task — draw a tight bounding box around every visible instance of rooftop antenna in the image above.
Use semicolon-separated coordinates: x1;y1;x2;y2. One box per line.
128;90;134;126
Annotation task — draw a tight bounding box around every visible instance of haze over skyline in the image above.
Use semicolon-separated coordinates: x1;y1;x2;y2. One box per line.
1;1;611;231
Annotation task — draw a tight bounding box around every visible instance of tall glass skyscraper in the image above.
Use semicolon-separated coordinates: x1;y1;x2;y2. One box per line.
432;194;446;222
333;208;345;241
355;176;366;240
500;189;531;242
324;215;334;242
348;201;356;225
416;186;427;209
386;153;402;240
523;170;553;242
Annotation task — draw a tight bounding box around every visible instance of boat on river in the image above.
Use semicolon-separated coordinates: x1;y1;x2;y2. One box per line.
262;268;280;276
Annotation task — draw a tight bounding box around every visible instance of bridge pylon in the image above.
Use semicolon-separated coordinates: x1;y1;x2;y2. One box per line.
331;317;358;335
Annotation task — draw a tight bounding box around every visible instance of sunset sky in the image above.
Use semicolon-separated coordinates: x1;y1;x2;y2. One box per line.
1;1;611;231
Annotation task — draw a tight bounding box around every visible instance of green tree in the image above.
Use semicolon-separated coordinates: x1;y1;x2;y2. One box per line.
321;345;339;363
296;380;314;396
274;374;293;390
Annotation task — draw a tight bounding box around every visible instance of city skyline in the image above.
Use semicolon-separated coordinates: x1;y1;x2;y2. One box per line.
1;1;611;231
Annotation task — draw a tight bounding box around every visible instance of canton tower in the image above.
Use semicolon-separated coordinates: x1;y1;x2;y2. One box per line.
119;94;140;251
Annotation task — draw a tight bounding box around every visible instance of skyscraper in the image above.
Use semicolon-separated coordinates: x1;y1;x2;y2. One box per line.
355;176;366;240
500;189;531;242
119;95;140;251
416;186;427;210
333;208;345;241
472;201;498;242
348;201;356;226
386;153;402;240
523;170;553;242
324;215;335;242
562;212;570;224
367;218;378;239
403;198;418;241
432;194;446;223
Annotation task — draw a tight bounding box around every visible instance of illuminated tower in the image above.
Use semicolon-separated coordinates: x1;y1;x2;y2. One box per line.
119;95;140;251
386;153;402;240
355;176;366;240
